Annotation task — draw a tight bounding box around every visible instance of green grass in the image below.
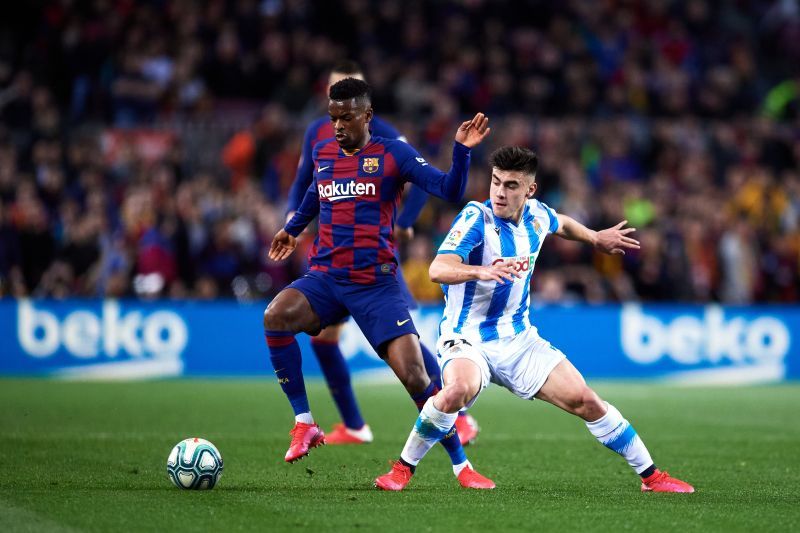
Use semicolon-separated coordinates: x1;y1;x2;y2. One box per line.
0;379;798;532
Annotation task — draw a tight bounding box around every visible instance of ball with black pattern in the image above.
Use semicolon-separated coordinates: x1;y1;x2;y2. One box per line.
167;437;223;490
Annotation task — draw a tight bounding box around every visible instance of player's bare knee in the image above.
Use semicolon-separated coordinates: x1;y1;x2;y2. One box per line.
263;300;299;332
263;303;285;331
437;382;471;413
581;389;606;420
571;386;605;420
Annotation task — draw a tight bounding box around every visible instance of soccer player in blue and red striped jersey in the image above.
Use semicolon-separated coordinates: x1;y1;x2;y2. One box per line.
264;77;494;489
285;61;479;447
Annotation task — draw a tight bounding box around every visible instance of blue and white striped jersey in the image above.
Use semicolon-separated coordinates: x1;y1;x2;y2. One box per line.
437;199;559;343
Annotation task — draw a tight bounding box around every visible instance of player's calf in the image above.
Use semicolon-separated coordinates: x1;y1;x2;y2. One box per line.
383;334;431;397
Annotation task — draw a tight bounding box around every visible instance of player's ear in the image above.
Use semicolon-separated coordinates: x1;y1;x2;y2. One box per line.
526;180;537;199
364;106;373;123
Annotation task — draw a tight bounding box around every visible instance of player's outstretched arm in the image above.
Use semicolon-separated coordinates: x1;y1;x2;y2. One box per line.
454;112;491;148
269;229;297;261
556;215;640;255
430;253;521;285
397;113;490;203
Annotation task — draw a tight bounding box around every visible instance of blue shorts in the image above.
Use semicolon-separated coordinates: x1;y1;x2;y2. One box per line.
396;264;418;311
325;262;417;327
288;270;418;356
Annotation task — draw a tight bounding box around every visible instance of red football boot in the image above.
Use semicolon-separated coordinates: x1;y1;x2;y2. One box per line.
284;422;325;463
325;423;374;445
374;461;413;491
455;413;479;446
457;466;495;489
641;470;695;493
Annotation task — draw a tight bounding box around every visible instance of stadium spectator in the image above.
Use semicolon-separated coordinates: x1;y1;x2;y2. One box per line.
0;0;796;304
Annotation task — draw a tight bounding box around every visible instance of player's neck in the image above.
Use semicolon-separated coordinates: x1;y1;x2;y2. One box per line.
504;207;525;225
341;133;371;156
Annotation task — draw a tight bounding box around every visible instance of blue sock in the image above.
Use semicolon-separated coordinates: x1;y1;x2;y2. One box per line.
420;343;442;388
410;381;438;411
439;424;468;466
409;381;467;466
312;339;365;430
265;330;309;416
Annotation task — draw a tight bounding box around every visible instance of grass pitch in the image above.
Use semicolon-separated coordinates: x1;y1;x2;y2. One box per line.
0;378;798;532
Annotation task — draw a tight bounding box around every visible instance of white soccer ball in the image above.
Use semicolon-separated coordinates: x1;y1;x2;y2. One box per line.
167;438;224;490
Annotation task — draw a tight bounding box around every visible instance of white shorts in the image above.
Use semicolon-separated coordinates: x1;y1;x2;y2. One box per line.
437;327;566;407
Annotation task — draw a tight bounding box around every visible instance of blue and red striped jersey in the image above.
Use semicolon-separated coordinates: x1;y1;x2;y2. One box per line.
286;116;428;228
285;136;472;284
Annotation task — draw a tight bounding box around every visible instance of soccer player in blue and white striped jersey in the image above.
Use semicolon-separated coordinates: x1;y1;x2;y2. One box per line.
375;146;694;493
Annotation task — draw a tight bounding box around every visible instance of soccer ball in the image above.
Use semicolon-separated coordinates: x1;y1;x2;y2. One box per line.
167;438;223;490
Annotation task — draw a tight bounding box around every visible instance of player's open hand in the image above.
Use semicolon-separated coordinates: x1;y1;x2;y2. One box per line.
595;220;640;255
477;260;521;284
455;112;491;148
269;229;297;261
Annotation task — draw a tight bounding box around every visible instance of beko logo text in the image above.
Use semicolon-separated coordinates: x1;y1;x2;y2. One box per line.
17;300;189;359
621;305;789;365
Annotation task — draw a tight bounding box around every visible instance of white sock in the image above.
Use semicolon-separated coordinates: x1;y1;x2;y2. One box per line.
452;460;472;477
295;412;314;424
585;402;653;475
400;397;459;466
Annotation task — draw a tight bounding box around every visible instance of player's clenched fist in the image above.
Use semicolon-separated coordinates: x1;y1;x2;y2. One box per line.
477;260;521;284
455;112;491;148
269;229;297;261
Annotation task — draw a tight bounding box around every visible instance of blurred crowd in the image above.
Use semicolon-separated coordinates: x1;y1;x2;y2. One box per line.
1;0;799;304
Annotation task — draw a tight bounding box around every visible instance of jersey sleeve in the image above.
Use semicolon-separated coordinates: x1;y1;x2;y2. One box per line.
286;122;318;214
284;180;320;237
391;140;471;202
538;200;560;234
437;203;485;261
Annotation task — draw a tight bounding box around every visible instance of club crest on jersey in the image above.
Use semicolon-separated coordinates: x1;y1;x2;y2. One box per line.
362;157;380;173
533;219;543;234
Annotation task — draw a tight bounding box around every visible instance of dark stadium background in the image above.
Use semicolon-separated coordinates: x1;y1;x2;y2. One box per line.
0;0;798;304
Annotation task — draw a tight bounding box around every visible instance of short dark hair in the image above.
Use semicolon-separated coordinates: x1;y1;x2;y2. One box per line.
489;146;539;179
329;77;372;105
331;60;363;76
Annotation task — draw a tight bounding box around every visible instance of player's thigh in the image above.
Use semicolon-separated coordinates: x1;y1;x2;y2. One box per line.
534;357;602;415
263;288;320;332
275;271;347;334
438;338;490;409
